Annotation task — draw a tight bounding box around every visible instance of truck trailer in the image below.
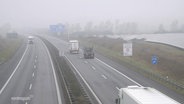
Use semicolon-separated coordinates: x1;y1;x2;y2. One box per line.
116;86;180;104
69;40;79;54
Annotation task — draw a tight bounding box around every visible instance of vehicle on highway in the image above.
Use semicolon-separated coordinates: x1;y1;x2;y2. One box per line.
115;86;180;104
69;40;79;54
28;36;34;44
83;46;94;59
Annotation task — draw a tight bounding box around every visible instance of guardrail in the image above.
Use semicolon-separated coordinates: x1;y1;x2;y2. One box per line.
141;69;184;92
40;37;92;104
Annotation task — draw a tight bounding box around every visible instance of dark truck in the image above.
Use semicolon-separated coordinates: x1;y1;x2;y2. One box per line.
83;47;94;59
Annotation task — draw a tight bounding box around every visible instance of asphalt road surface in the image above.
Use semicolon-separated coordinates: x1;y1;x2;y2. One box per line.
0;37;61;104
43;35;183;104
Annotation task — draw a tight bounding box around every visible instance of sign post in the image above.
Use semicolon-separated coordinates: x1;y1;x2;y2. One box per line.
123;42;133;56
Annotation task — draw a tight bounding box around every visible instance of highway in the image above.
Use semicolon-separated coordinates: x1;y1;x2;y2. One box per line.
0;37;61;104
44;35;184;104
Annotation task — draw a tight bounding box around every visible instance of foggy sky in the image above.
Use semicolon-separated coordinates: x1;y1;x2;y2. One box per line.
0;0;184;28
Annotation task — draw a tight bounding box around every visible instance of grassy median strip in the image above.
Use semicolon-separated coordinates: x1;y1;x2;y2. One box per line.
0;37;23;64
40;37;91;104
78;37;184;94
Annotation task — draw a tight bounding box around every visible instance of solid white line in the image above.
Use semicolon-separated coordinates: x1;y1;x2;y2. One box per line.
42;40;62;104
116;87;120;91
95;58;143;87
101;75;107;79
64;55;102;104
0;45;28;95
91;66;96;70
29;84;32;90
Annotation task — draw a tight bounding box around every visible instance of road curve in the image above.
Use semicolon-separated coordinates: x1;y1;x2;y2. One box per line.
0;37;61;104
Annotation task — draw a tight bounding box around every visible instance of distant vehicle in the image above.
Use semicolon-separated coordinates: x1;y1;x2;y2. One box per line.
83;47;94;59
69;40;79;54
28;36;34;44
115;86;180;104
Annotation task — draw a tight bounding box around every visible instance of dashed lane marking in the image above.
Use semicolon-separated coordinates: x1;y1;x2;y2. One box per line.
0;45;28;95
32;72;35;78
101;75;107;79
29;84;32;90
84;61;88;64
91;66;96;70
34;65;36;69
64;55;102;104
116;87;120;91
95;58;143;87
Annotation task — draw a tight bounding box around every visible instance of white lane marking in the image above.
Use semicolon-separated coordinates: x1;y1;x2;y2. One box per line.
64;55;102;104
57;52;73;104
32;72;35;78
11;96;31;101
0;45;28;95
25;102;28;104
35;59;37;63
29;84;32;90
116;87;120;91
62;52;64;56
34;65;36;69
84;61;88;64
91;66;96;70
101;75;107;79
35;56;38;59
59;51;64;57
95;58;143;87
42;40;62;104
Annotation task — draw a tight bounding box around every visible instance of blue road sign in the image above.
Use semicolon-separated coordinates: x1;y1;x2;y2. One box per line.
50;24;65;32
152;55;158;65
57;24;64;32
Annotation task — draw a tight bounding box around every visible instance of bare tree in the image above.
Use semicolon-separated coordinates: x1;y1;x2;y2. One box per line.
170;20;179;32
158;24;165;33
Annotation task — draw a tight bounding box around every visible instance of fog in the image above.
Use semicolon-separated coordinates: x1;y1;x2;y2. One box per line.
0;0;184;30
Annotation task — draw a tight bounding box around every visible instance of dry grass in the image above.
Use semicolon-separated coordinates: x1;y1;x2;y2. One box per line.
79;37;184;86
0;37;23;63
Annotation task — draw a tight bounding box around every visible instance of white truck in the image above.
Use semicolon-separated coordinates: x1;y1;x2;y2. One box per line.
69;40;79;54
28;36;34;44
116;86;180;104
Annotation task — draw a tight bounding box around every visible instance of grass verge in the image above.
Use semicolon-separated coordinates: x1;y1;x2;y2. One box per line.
40;37;91;104
78;37;184;94
0;37;23;64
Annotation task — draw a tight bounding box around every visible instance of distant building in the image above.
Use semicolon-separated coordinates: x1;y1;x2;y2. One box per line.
6;32;18;38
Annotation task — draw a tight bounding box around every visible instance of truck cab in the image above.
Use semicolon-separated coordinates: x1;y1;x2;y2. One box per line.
83;47;94;59
28;36;34;44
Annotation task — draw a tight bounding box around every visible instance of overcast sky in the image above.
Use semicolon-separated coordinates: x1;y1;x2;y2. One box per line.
0;0;184;28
